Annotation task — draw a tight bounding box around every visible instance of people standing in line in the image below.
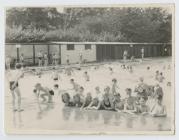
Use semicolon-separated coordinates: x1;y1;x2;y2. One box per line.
43;53;48;67
52;53;58;66
141;47;144;61
52;53;55;66
79;52;83;65
55;53;59;65
5;56;11;70
38;50;43;67
66;55;70;65
19;53;24;66
123;50;128;63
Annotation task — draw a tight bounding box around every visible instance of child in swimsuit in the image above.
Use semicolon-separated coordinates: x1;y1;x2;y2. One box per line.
150;95;167;117
154;84;164;101
65;66;73;76
8;63;24;112
158;72;165;83
73;86;85;107
134;96;149;114
100;86;113;110
70;79;80;92
51;70;60;81
155;70;160;81
86;86;102;110
114;93;124;112
109;67;113;75
34;83;54;103
84;71;90;82
111;78;120;95
124;88;136;114
81;92;92;109
61;92;74;107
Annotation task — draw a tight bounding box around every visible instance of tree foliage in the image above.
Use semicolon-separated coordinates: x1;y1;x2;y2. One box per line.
6;7;172;43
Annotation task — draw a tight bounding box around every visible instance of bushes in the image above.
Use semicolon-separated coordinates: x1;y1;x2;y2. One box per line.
5;7;172;43
6;26;46;43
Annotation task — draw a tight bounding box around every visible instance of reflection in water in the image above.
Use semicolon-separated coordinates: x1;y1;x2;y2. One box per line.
74;108;84;121
152;117;168;131
93;111;100;121
83;110;101;122
13;111;23;128
62;107;73;121
85;110;93;122
11;103;171;131
101;111;113;125
126;115;136;128
140;115;147;126
36;103;54;120
114;112;122;126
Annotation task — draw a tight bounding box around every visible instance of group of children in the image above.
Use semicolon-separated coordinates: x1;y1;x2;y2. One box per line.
37;50;59;67
59;77;167;117
7;61;168;118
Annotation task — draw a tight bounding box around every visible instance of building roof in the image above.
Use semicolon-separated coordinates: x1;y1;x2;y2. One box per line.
5;42;171;45
51;41;170;45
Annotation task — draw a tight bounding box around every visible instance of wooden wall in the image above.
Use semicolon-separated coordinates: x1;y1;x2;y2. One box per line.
96;44;172;61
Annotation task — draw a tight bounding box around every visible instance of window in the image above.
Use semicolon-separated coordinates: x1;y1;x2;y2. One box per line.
67;44;74;50
85;44;91;50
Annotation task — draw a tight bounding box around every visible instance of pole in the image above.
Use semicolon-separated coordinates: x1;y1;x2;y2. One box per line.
17;48;19;63
33;45;35;65
47;44;50;64
59;44;61;64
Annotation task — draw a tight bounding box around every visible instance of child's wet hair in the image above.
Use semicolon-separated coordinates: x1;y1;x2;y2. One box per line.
54;84;59;88
35;83;41;88
80;86;84;90
139;77;144;82
104;86;110;92
126;88;132;93
115;93;121;97
157;95;163;101
112;78;117;82
62;93;70;103
49;90;54;96
15;63;22;69
95;86;100;90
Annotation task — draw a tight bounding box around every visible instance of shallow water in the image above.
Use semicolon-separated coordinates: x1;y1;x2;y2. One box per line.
5;57;174;133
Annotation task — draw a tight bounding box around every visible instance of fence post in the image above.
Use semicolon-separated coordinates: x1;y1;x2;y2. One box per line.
33;45;35;65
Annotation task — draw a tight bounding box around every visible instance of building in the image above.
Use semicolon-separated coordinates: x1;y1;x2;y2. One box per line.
5;42;172;66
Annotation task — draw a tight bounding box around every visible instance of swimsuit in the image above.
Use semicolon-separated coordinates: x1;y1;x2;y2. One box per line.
10;81;18;90
54;78;58;81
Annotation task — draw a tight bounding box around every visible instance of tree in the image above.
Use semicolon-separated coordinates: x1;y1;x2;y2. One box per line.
5;7;172;43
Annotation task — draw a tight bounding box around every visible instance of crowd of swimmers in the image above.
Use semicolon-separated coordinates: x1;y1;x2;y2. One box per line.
32;70;168;117
7;59;170;118
53;77;167;117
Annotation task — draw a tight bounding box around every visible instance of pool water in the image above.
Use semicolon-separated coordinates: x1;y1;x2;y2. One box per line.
5;57;174;134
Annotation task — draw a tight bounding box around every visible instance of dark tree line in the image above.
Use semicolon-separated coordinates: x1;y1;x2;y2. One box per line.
5;7;172;43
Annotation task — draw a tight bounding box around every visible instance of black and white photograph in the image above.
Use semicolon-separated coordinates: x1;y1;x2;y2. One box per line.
4;4;175;134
